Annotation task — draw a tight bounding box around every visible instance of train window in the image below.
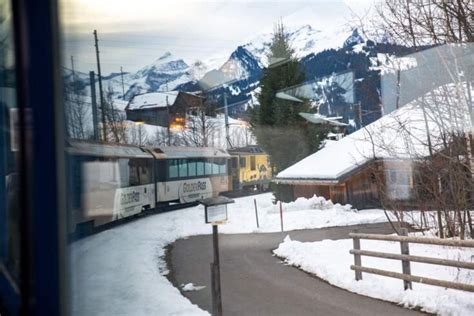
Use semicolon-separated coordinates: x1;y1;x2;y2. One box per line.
169;159;178;179
218;159;227;174
196;159;205;176
140;161;153;185
212;159;219;175
178;159;188;178
205;159;213;175
84;159;122;191
188;159;197;177
250;156;256;171
240;157;246;168
128;159;140;186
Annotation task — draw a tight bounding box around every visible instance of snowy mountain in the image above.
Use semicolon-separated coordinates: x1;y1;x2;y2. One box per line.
120;52;193;100
66;20;416;131
219;46;261;81
240;24;351;67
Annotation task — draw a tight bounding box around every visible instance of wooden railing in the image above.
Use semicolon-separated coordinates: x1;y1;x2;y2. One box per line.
349;228;474;292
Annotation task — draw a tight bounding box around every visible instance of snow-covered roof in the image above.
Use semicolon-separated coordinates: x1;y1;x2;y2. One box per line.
276;85;471;183
128;91;179;110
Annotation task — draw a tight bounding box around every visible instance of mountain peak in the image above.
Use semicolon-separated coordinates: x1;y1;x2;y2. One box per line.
149;52;174;66
158;51;172;60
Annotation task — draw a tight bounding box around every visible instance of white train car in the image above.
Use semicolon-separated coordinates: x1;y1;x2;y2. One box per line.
148;146;230;204
67;140;155;232
67;140;231;234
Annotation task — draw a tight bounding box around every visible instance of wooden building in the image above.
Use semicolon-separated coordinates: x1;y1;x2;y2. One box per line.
274;100;473;210
125;91;202;127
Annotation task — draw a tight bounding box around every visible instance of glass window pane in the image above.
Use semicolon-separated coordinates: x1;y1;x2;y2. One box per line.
188;159;197;177
169;159;178;178
178;159;188;178
219;161;226;174
205;159;213;175
196;159;204;176
128;159;140;186
58;1;474;316
212;159;219;174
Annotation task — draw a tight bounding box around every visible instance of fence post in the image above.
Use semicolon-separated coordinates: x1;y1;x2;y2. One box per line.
399;228;412;290
254;198;259;228
279;201;284;232
352;230;362;281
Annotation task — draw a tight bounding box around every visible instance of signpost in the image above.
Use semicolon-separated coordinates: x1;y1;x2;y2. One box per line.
199;196;234;316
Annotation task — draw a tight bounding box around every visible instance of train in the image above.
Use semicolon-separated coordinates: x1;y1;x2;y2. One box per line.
66;140;272;234
228;146;272;191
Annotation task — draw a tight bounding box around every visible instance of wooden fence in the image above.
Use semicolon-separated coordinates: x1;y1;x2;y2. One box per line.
349;228;474;292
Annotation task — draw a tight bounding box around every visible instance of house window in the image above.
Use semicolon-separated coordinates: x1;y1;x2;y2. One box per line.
250;156;256;171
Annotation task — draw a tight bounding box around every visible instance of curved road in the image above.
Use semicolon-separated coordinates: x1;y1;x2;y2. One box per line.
167;223;426;316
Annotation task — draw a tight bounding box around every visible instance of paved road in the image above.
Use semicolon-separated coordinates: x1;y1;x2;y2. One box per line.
167;223;427;316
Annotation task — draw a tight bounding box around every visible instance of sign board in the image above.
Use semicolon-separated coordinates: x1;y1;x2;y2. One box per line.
205;204;228;224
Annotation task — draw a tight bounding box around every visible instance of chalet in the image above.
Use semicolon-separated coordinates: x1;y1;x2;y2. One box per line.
125;91;202;127
274;91;472;209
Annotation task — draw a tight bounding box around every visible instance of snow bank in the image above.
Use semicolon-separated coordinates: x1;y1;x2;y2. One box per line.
274;235;474;316
70;193;389;315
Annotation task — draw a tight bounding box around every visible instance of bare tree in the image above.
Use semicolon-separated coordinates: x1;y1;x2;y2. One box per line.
180;97;219;147
364;0;474;238
362;78;473;238
64;78;90;139
375;0;473;46
103;86;128;144
229;121;255;148
128;123;149;146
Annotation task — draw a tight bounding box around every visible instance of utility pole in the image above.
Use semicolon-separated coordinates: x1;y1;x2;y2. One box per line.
94;29;107;141
120;66;125;99
223;92;232;149
70;55;77;137
166;95;171;146
89;71;99;140
70;56;76;85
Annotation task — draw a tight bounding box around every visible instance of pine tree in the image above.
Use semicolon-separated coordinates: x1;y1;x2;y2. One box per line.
250;21;328;201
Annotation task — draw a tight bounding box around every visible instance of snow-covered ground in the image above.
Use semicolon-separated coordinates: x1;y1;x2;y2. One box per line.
274;234;474;316
70;194;390;315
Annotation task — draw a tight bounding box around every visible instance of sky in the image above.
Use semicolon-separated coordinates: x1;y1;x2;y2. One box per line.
60;0;375;74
